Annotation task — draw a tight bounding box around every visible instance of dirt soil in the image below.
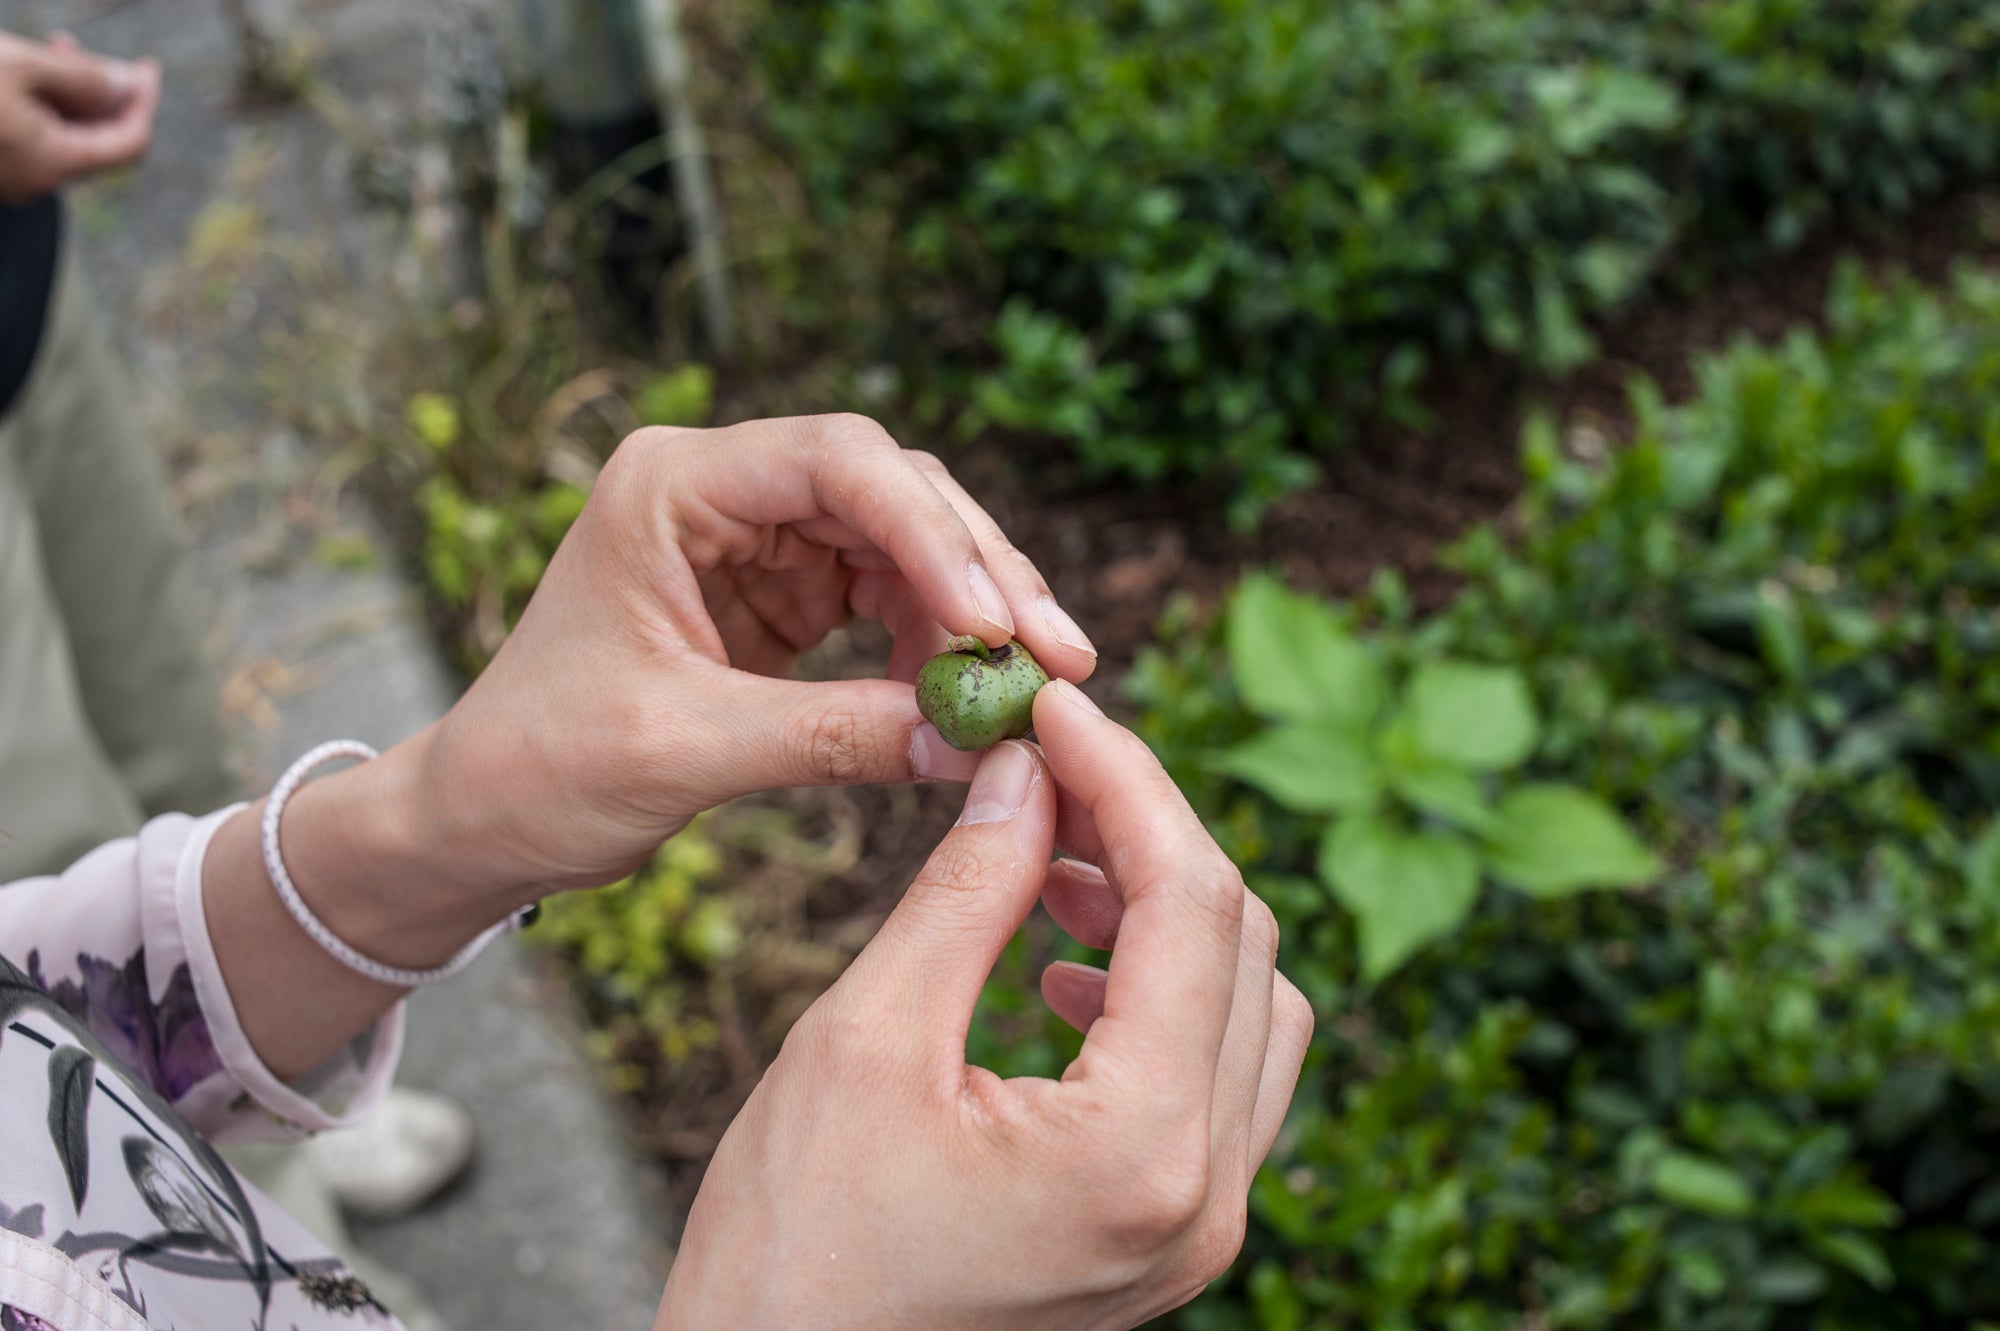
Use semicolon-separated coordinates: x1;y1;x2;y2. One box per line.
600;187;2000;1227
966;189;2000;686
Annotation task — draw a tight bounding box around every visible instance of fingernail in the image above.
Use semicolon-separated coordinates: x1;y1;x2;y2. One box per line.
910;723;980;783
1051;678;1104;718
968;562;1014;638
1052;856;1108;885
957;741;1036;826
1039;596;1096;657
106;59;136;100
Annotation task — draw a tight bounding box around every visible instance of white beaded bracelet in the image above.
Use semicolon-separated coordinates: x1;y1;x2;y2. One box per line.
260;740;532;989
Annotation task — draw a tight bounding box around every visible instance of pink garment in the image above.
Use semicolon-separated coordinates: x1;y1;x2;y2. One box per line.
0;808;407;1329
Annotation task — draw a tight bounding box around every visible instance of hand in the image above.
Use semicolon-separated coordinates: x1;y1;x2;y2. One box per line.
0;31;160;204
206;414;1096;1079
656;682;1314;1330
283;415;1098;963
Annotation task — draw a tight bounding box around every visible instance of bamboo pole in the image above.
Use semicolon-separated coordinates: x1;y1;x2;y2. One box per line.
630;0;736;358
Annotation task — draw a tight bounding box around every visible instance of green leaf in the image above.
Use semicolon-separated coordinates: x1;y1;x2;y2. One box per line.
1318;816;1480;981
404;391;460;451
1755;582;1810;685
1670;1248;1728;1299
1593;70;1683;133
633;364;716;428
1789;1177;1902;1230
680;898;742;964
1403;661;1538;771
1747;1257;1826;1304
1967;819;2000;903
1390;763;1495;833
1246;1258;1306;1331
1861;1063;1949;1145
1808;1231;1894;1291
1485;783;1661;897
1216;722;1381;813
1652;1151;1756;1218
1227;574;1385;726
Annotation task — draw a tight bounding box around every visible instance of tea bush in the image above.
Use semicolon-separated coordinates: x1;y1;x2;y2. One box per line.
534;823;739;1084
1213;571;1661;981
761;0;2000;522
1096;265;2000;1326
391;314;714;668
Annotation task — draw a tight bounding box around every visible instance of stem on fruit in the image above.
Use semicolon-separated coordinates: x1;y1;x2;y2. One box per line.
946;635;991;659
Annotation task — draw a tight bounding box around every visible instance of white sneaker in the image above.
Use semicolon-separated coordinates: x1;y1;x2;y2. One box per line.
305;1086;478;1220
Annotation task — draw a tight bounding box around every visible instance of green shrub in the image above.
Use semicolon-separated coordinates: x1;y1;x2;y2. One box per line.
1215;572;1660;980
386;299;713;668
760;0;2000;522
1109;265;2000;1326
533;823;736;1082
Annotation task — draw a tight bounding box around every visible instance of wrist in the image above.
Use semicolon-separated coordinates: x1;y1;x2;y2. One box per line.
277;731;524;971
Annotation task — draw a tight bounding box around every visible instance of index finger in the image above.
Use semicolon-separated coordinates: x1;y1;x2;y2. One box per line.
653;414;1017;649
1031;680;1245;1128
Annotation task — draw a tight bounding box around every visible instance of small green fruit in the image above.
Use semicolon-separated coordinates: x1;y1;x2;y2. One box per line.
915;636;1050;751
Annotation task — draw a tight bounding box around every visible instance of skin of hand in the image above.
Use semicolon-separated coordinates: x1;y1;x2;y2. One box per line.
654;682;1314;1331
0;30;160;204
201;414;1099;1078
409;412;1100;905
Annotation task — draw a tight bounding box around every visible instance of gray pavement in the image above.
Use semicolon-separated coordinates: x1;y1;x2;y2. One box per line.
12;1;672;1326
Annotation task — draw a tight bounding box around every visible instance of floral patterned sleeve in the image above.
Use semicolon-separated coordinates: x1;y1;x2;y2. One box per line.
0;806;404;1143
0;810;410;1328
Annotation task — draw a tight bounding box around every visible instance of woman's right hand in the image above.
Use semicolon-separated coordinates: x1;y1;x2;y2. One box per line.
655;681;1314;1330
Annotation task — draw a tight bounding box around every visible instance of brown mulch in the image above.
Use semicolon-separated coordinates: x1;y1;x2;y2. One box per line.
562;187;2000;1229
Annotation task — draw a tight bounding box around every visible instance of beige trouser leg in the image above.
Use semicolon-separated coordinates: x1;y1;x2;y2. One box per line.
0;230;237;877
0;420;145;874
0;235;238;863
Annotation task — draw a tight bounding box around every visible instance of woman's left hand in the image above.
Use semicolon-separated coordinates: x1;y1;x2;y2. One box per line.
213;413;1093;1073
387;413;1096;919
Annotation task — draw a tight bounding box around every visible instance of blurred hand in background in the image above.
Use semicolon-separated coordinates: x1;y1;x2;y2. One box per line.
0;29;159;204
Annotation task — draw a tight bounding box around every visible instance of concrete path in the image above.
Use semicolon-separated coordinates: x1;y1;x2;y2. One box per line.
11;1;671;1326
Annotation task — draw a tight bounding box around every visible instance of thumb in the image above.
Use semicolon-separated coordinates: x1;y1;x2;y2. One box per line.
856;741;1056;1046
707;673;982;797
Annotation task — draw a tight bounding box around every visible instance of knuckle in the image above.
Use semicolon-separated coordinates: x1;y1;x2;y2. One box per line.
800;704;878;785
599;427;683;505
1111;855;1244;951
1275;974;1315;1041
913;840;997;910
1000;543;1045;584
1105;1129;1210;1243
1137;1161;1212;1239
1243;892;1280;966
1184;858;1249;942
1184;1195;1250;1286
615;423;689;457
805;411;896;454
